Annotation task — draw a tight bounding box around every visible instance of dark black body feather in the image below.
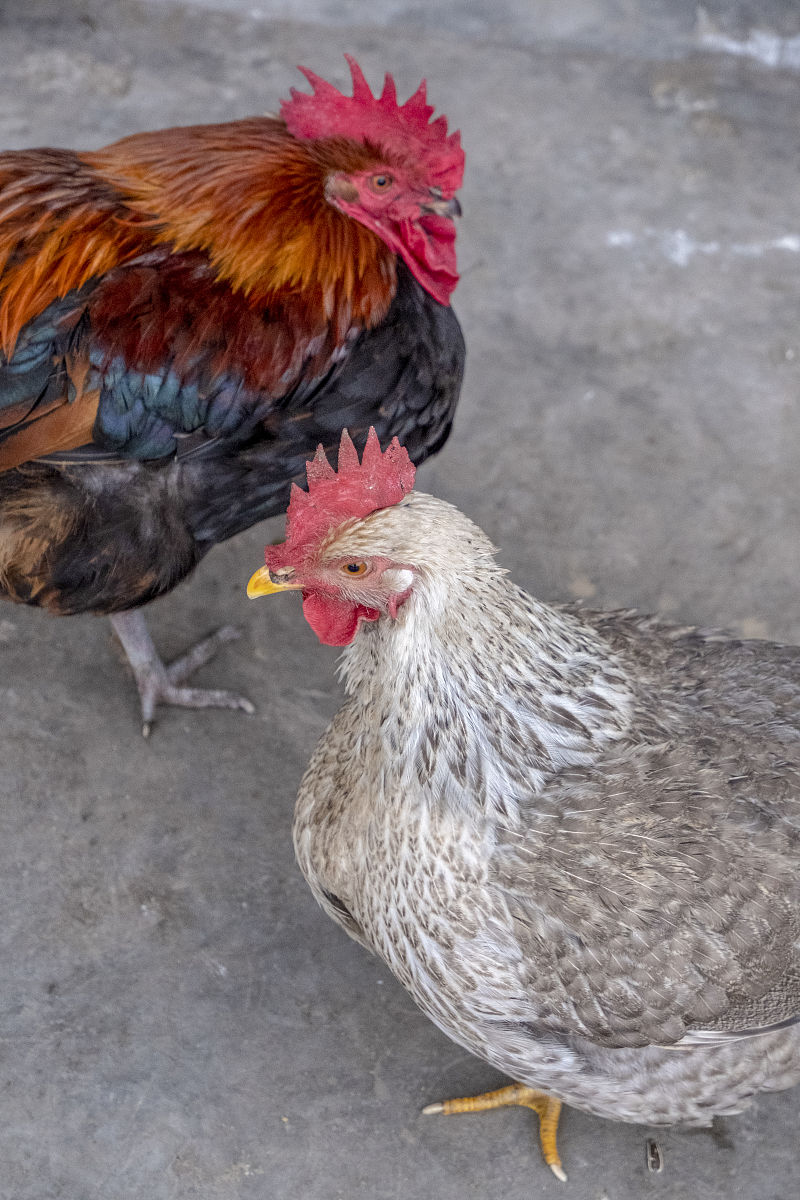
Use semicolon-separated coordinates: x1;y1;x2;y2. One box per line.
0;264;464;615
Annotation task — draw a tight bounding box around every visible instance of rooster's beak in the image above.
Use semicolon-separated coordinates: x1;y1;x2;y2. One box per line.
246;566;302;598
421;194;462;219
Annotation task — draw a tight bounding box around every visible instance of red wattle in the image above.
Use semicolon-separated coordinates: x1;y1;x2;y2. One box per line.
302;592;380;646
333;197;459;306
398;215;459;304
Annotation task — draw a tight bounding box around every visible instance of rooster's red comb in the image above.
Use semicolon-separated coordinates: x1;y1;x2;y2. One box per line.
265;428;416;570
280;55;464;194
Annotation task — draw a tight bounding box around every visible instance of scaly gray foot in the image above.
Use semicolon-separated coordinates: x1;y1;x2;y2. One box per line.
109;610;255;736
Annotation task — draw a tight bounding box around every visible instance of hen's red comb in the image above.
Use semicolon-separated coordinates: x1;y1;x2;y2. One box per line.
281;55;464;194
266;428;416;570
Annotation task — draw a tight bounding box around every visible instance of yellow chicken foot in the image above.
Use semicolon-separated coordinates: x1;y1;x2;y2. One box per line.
423;1082;567;1182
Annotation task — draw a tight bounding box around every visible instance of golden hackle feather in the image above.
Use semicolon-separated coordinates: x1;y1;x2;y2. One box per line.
0;121;399;361
84;121;397;326
0;150;142;356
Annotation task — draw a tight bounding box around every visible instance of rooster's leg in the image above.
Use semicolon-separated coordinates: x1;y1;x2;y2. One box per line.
109;610;255;737
423;1082;566;1182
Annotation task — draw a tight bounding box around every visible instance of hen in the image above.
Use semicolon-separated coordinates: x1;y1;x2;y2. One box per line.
0;58;464;733
248;429;800;1181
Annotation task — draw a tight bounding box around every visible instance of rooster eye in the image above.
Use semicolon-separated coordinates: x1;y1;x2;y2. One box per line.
368;173;394;193
342;561;368;576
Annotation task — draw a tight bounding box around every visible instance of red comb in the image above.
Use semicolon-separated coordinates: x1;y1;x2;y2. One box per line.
281;55;464;194
265;428;416;570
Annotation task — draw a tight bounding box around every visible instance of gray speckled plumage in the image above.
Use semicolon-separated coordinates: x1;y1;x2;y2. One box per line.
292;491;800;1127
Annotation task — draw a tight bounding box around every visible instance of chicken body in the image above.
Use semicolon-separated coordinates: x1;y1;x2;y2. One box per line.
0;265;459;614
0;63;464;727
286;490;800;1133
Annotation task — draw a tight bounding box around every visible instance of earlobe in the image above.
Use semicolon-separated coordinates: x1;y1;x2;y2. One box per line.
325;174;359;204
382;568;414;592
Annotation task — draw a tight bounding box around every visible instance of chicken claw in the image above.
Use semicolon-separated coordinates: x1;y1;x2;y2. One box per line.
109;610;255;736
423;1083;566;1182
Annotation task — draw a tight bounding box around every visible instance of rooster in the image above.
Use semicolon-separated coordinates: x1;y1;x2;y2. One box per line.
0;57;464;733
248;429;800;1181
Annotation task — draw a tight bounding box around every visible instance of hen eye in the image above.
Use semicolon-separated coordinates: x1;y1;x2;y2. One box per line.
342;561;368;576
368;173;394;193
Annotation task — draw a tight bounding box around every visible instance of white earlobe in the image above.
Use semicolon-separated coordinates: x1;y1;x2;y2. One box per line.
383;568;414;592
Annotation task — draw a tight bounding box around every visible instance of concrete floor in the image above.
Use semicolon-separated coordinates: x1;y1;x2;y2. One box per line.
1;1;799;1196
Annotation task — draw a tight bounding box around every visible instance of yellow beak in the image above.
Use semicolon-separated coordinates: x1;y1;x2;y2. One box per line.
246;566;302;598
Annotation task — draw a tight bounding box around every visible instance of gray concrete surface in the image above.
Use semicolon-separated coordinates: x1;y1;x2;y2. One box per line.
1;1;799;1197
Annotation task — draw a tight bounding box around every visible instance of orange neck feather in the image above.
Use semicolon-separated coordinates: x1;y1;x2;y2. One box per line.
0;122;398;357
85;120;398;336
0;149;144;356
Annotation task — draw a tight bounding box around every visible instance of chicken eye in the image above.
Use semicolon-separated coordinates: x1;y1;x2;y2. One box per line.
342;561;368;576
368;173;394;193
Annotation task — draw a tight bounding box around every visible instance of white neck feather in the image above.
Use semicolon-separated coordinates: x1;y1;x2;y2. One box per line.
333;494;634;810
